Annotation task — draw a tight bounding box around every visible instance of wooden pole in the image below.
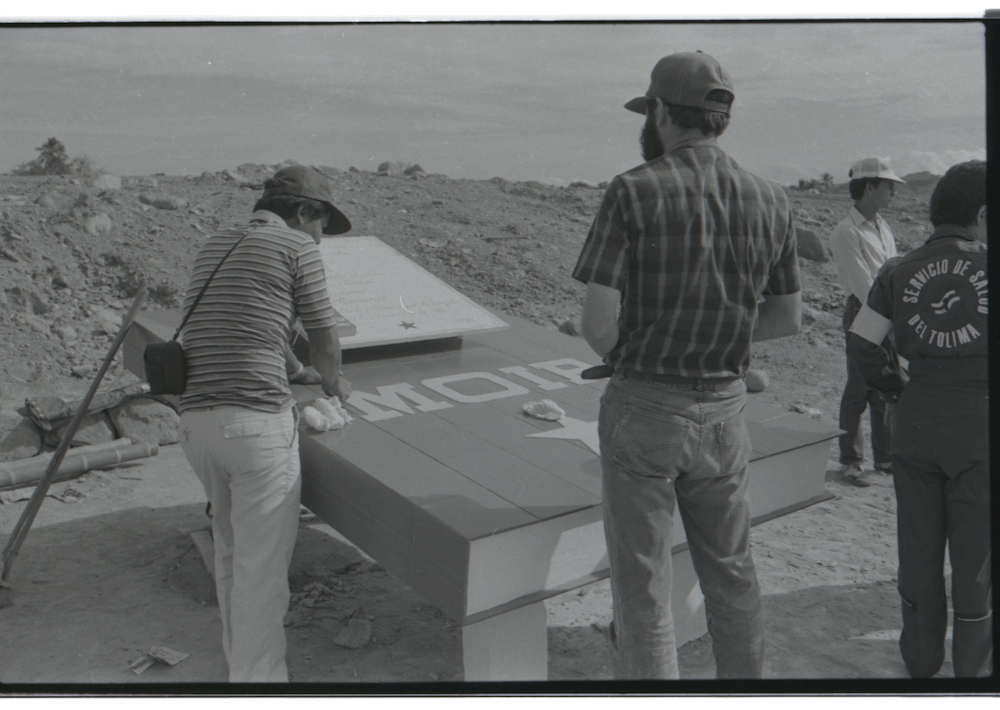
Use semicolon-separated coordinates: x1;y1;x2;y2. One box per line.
0;285;148;608
0;441;159;492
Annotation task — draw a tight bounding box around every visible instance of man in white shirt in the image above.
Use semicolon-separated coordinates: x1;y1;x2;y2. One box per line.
828;157;905;487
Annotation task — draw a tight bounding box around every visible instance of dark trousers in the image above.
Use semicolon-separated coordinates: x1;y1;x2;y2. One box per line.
891;383;991;678
839;296;891;467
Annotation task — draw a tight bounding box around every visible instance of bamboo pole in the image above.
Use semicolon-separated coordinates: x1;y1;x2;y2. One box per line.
0;285;148;608
0;441;158;492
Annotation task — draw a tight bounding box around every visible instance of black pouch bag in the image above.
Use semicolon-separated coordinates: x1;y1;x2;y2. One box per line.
143;231;249;397
144;340;187;395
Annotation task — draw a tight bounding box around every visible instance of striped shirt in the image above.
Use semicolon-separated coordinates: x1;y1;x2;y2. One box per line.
572;139;801;378
178;211;339;414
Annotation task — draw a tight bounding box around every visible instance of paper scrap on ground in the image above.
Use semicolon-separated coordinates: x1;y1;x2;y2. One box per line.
127;646;190;675
790;402;824;419
302;397;353;432
522;399;566;421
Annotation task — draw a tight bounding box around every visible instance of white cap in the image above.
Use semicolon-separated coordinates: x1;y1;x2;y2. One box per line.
848;157;905;183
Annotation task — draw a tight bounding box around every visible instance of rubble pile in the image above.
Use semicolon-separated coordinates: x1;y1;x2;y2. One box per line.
0;161;938;450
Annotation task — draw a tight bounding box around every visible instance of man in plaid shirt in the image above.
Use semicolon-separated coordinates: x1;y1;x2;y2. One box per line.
572;51;802;679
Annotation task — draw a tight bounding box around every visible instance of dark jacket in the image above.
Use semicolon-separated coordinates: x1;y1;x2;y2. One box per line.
847;224;988;395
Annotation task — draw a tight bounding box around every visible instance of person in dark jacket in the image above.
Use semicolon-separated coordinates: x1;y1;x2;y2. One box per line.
847;160;989;678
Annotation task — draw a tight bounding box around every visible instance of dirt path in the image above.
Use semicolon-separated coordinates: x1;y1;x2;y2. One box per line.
0;439;954;686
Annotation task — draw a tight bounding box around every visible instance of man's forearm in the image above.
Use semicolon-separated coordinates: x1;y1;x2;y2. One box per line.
284;341;304;377
581;281;622;359
753;293;802;342
584;327;619;359
306;327;347;399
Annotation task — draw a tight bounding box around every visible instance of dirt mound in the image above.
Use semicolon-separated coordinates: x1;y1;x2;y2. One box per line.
0;164;936;443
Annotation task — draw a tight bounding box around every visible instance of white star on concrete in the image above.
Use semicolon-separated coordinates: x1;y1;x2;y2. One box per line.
525;416;600;455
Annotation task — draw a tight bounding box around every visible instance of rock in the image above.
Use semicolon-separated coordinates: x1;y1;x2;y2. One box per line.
0;408;20;438
333;618;372;648
796;227;830;263
139;193;188;210
24;315;51;336
283;609;311;628
403;163;426;177
53;264;87;290
52;325;78;341
71;365;94;378
43;412;116;448
348;166;361;173
83;213;113;236
28;289;53;316
92;307;122;335
0;417;43;462
377;161;415;177
558;317;581;337
745;369;770;392
138;177;159;188
223;169;251;185
91;173;122;190
35;193;63;210
801;306;822;325
107;396;179;446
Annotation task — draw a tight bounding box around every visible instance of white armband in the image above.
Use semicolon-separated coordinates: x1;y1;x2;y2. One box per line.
849;304;893;345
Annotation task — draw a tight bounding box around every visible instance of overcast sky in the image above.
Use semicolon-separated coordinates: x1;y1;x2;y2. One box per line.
0;20;986;186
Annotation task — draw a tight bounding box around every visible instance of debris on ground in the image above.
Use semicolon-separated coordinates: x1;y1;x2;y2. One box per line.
334;618;372;649
127;645;190;675
522;399;566;421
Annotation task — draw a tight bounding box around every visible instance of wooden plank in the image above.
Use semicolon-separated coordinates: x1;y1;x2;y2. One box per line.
746;421;803;457
748;439;834;519
189;530;215;580
300;465;471;622
461;600;548;681
442;447;598;522
764;412;848;446
419;489;539;541
466;505;607;616
125;308;840;643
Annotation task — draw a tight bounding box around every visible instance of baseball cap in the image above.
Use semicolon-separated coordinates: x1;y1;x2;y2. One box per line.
624;51;734;115
262;165;352;235
848;158;905;184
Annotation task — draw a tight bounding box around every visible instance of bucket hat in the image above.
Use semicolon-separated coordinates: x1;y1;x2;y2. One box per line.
263;165;352;235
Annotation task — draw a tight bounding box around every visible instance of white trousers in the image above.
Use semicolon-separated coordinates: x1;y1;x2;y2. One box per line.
180;406;301;683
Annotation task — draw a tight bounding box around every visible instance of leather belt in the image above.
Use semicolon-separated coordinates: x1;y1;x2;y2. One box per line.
623;368;741;386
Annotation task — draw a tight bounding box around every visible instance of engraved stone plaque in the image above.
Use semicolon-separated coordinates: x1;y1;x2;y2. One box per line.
319;236;509;349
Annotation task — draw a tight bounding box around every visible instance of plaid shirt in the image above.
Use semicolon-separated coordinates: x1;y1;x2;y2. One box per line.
573;139;801;378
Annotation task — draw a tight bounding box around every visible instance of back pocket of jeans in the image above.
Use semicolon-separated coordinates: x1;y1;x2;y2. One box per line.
607;403;693;479
223;421;269;439
713;417;752;476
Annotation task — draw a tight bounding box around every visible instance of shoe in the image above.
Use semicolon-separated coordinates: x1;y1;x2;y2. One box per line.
840;464;871;487
874;464;893;475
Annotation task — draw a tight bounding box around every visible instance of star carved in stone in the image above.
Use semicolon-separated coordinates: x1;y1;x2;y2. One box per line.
525;416;600;455
400;322;417;330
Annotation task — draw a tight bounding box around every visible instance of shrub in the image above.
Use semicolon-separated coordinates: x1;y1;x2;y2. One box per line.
11;138;101;177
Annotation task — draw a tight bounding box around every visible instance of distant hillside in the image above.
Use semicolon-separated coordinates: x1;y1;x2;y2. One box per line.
900;171;940;187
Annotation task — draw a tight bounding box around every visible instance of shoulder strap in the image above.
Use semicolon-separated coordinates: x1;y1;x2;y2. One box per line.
171;231;251;341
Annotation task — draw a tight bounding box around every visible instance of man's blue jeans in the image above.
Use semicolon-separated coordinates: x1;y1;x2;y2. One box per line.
598;373;765;679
